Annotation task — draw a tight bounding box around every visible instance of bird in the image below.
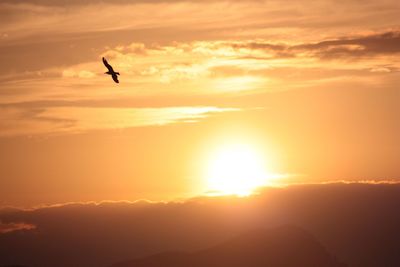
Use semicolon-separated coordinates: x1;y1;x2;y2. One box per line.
102;57;120;83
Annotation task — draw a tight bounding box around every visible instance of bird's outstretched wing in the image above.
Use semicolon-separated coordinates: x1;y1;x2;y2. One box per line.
102;57;114;72
112;74;119;83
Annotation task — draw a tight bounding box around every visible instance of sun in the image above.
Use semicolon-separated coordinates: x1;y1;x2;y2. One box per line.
206;143;270;196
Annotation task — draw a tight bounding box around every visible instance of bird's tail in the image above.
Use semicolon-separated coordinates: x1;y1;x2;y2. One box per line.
115;72;120;75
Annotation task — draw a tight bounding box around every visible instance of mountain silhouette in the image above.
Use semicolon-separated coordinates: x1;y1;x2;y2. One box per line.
111;226;347;267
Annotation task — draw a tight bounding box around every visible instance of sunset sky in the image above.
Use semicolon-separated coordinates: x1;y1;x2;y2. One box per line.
0;0;399;208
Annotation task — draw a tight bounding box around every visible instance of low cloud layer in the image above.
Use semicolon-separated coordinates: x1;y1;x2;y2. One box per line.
1;0;400;233
1;183;400;267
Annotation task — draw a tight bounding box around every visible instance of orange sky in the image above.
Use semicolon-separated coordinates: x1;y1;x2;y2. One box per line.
0;0;399;207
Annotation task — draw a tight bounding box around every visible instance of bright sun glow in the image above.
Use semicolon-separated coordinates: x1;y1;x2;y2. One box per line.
206;144;271;196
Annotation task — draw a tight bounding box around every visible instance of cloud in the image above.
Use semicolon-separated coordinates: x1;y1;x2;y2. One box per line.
62;70;96;79
1;0;399;49
0;1;399;141
0;0;399;79
0;106;239;137
0;183;399;267
0;32;399;138
0;0;260;7
294;31;400;59
224;30;400;59
0;220;36;234
94;36;400;92
1;33;399;137
102;32;400;78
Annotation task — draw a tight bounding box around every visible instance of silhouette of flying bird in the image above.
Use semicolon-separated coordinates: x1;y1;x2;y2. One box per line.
102;57;120;83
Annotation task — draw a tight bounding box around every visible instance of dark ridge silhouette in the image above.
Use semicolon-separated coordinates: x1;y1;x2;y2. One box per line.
111;226;347;267
102;57;120;83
